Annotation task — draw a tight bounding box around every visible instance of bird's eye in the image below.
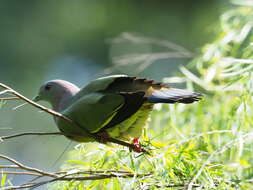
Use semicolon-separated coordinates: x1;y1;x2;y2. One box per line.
45;84;52;90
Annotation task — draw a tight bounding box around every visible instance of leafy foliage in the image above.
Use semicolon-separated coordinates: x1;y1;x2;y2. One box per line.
49;6;253;190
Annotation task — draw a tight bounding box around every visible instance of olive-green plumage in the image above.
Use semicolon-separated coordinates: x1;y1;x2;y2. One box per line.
34;75;202;143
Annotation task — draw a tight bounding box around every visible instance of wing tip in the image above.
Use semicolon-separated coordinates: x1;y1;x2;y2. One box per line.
147;88;203;104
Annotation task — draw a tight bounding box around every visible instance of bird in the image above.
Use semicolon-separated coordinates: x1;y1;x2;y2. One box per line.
33;75;202;151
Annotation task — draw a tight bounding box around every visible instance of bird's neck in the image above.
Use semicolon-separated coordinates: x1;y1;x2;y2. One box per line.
53;87;80;112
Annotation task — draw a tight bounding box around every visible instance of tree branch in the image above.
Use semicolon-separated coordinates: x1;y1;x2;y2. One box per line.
0;132;62;141
1;171;42;176
0;165;19;169
0;153;150;190
0;154;58;178
0;97;21;100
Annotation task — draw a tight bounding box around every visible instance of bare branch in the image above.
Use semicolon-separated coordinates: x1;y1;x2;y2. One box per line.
33;172;151;188
0;171;42;176
0;132;62;141
56;169;135;175
154;183;201;188
111;32;193;56
0;165;19;169
0;152;205;190
0;154;59;178
0;89;12;96
1;184;36;190
0;153;150;190
0;97;20;101
103;33;194;75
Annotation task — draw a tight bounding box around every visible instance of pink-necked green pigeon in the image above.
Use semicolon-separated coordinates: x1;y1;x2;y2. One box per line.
34;75;202;149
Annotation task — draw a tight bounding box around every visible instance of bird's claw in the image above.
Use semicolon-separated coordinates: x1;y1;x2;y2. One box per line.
132;138;144;152
96;131;109;143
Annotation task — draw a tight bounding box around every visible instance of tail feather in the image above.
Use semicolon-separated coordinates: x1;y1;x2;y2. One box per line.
147;88;202;104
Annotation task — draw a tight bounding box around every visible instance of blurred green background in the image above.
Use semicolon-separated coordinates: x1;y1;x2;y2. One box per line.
0;0;229;185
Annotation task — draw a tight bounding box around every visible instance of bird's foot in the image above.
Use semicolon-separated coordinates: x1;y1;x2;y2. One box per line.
132;138;144;153
96;131;110;143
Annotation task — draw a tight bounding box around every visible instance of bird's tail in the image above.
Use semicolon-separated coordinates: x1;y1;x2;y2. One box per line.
146;88;202;104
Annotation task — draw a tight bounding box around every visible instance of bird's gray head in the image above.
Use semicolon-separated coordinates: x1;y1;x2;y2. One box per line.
33;80;80;111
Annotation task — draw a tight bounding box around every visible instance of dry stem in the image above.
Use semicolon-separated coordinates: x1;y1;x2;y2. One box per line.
0;154;149;189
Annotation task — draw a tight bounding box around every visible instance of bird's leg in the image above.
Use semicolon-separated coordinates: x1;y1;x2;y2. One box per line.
132;138;144;152
95;132;145;153
96;131;110;144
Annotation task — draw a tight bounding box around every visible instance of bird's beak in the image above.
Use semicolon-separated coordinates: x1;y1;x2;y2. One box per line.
32;95;41;102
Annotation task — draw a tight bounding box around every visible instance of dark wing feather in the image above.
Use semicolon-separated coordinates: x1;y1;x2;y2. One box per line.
97;76;202;132
98;91;146;131
105;76;165;94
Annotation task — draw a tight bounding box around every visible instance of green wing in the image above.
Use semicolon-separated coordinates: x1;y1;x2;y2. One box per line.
71;75;129;103
59;75;163;138
61;92;124;133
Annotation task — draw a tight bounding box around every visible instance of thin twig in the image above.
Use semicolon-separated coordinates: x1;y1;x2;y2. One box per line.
0;152;206;190
0;154;59;178
0;159;150;190
0;165;19;169
26;172;151;189
154;183;201;188
0;152;150;189
0;90;12;95
56;169;134;175
0;132;62;141
1;184;36;190
0;171;42;176
111;32;193;56
0;97;20;100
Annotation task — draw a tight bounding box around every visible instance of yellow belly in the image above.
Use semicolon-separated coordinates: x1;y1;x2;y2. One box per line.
62;103;153;143
106;103;153;141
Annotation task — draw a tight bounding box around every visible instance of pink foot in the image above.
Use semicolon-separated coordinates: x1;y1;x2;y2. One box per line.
132;138;144;152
